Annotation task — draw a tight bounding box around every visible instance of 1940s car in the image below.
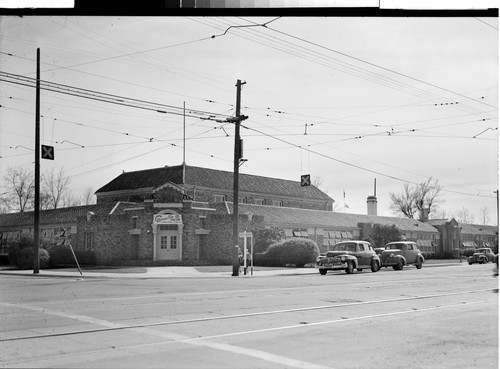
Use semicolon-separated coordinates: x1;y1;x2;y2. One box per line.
316;240;380;275
468;247;495;265
380;241;424;270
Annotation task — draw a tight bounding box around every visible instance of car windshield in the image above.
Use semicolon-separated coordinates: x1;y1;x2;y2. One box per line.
332;243;356;252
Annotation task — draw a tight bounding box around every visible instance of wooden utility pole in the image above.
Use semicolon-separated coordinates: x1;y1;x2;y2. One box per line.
231;80;247;276
33;48;40;274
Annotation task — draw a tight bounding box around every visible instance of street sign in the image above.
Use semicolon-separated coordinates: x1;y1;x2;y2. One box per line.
41;145;54;160
301;174;311;186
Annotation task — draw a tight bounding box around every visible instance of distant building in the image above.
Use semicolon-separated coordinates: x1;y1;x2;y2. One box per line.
428;219;498;255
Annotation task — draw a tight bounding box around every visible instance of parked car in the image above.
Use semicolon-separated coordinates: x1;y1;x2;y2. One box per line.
316;240;380;275
468;248;495;265
380;241;424;270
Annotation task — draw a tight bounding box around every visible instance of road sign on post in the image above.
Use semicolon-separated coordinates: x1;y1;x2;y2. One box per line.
41;145;54;160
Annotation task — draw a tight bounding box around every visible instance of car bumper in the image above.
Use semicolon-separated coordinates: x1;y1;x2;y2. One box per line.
317;261;348;270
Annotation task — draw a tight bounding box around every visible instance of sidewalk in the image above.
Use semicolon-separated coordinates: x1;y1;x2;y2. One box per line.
0;259;465;279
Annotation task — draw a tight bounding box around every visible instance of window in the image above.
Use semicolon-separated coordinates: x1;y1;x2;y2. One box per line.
272;200;283;207
160;236;168;249
199;216;207;228
214;194;226;202
159;224;178;231
132;216;138;229
239;197;248;204
254;198;264;206
170;235;177;249
84;232;94;251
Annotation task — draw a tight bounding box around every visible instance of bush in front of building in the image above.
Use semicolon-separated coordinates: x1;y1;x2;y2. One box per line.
47;244;96;267
253;228;286;253
254;238;320;268
7;236;50;270
461;248;476;257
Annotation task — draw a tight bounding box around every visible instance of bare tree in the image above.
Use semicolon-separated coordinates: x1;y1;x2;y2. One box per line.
456;207;475;224
480;206;490;225
42;167;70;209
415;176;443;215
82;187;96;205
389;177;444;219
389;183;417;218
2;167;35;212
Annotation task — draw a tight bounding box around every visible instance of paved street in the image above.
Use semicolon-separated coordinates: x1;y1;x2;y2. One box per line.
1;263;498;368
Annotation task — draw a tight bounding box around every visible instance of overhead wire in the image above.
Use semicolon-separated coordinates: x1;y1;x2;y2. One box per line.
210;16;495;120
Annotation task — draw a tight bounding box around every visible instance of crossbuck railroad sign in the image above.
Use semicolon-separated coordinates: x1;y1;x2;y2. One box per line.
41;145;54;160
300;174;311;187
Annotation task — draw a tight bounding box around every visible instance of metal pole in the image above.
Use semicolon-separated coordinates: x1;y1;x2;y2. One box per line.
33;48;40;274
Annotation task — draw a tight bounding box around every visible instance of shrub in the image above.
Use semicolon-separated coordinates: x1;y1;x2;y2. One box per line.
15;247;50;270
462;248;476;257
7;236;54;269
46;244;96;266
253;228;286;253
254;238;319;268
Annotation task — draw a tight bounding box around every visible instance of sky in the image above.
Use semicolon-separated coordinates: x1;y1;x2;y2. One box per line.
0;13;498;224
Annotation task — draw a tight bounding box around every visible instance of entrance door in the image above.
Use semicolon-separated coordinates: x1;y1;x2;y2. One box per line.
158;231;180;260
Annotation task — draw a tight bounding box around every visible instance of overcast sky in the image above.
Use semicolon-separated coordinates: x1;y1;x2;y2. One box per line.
0;14;498;223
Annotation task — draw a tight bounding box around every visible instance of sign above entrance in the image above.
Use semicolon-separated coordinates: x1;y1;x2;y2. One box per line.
153;213;182;225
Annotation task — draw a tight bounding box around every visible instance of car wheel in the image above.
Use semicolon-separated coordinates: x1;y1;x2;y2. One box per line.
319;269;327;275
468;262;473;265
415;259;423;269
371;260;379;272
345;261;355;274
394;259;404;271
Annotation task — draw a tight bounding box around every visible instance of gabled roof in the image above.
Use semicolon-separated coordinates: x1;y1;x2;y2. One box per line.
215;203;439;233
459;223;498;236
0;203;122;228
95;164;333;202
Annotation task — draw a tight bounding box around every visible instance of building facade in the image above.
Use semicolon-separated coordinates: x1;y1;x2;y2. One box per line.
1;164;494;265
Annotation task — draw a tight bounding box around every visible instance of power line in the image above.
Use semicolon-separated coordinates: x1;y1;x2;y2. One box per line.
0;70;232;122
241;124;496;199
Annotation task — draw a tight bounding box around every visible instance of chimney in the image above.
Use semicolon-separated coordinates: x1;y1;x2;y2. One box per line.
367;178;378;216
420;208;429;222
367;196;377;216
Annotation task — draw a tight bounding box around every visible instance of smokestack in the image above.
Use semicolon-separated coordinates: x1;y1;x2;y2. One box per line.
367;196;377;216
367;178;377;216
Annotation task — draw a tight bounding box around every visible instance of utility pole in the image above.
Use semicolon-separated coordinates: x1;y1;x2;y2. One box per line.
231;80;247;276
33;48;40;274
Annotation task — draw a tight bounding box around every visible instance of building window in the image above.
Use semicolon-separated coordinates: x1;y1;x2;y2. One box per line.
255;198;264;206
214;194;226;202
160;236;168;249
272;200;283;207
170;235;177;249
292;229;309;237
84;232;94;251
199;216;207;228
239;197;248;204
159;224;178;231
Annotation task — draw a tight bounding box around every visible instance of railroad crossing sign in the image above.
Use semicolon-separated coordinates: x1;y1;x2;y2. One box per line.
300;174;311;187
41;145;54;160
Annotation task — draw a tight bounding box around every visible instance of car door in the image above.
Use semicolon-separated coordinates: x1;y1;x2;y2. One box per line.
405;243;417;263
355;243;371;267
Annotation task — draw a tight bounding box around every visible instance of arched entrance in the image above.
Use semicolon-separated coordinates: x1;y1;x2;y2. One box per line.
152;211;183;260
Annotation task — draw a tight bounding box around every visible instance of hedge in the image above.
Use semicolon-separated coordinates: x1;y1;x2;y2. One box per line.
254;238;319;268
